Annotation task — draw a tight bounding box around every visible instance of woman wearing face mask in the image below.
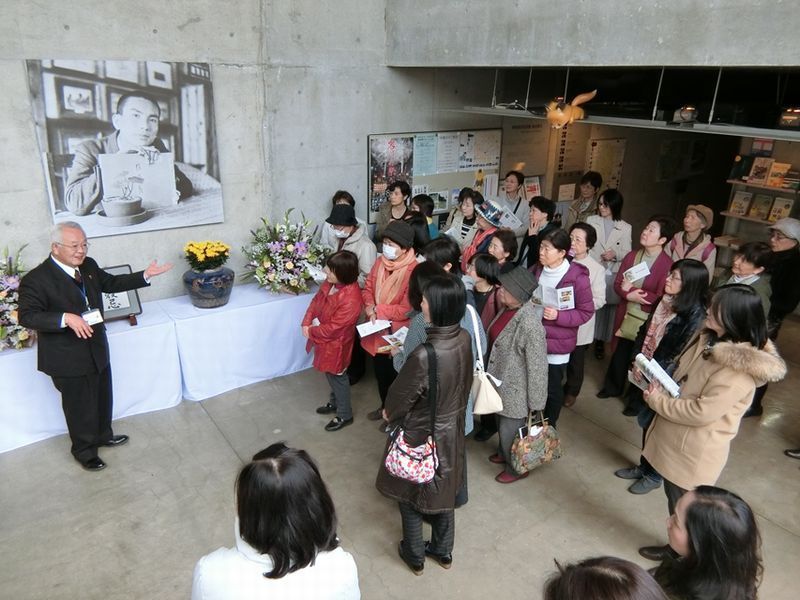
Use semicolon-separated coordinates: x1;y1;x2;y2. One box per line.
653;486;762;600
375;180;411;242
361;220;418;423
323;204;377;288
667;204;716;283
459;194;500;272
637;285;785;563
319;190;367;250
564;170;602;230
444;187;479;250
587;189;631;359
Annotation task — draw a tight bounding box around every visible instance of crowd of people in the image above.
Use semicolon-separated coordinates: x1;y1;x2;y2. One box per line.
20;171;797;598
226;173;795;597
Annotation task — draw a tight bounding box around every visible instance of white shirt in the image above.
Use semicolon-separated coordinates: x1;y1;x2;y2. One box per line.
192;525;360;600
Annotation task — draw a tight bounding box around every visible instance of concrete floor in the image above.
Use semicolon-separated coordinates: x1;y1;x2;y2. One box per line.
1;321;799;599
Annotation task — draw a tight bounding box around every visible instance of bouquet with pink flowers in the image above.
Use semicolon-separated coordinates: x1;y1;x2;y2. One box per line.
243;210;329;294
1;246;35;350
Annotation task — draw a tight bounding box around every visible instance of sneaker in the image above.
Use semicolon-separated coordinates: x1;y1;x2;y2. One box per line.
397;541;423;575
316;402;336;415
424;541;452;569
628;476;662;495
324;417;353;432
495;470;529;484
614;465;643;480
367;408;383;421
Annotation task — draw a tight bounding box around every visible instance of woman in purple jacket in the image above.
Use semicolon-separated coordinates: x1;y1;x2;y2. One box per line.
530;229;594;426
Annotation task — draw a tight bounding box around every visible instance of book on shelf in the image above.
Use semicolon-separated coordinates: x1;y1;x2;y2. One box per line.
782;169;800;190
747;194;774;220
768;197;795;222
767;162;792;187
728;190;753;216
748;157;775;185
728;154;754;181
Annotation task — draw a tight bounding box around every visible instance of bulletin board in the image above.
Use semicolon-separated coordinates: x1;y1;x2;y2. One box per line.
367;129;502;224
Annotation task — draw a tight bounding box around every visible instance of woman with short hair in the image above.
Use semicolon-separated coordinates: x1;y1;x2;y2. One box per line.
375;180;411;241
516;196;559;268
667;204;716;283
487;227;518;273
653;486;762;600
191;443;360;600
564;170;602;230
460;194;499;272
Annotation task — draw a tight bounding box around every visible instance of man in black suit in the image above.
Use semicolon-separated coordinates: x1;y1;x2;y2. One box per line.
18;221;172;471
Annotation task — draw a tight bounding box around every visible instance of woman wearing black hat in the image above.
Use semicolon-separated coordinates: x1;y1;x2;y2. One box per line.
324;203;377;288
485;266;549;484
361;220;418;422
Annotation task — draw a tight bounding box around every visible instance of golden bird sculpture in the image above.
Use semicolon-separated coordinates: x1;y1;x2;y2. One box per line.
546;89;597;129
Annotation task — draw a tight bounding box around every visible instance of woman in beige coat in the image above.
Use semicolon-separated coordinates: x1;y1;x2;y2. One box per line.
638;284;786;562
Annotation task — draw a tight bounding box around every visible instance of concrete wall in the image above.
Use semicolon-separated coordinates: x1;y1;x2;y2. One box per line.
0;1;499;300
386;0;799;67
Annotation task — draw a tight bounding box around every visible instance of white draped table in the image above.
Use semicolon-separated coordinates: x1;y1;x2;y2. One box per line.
156;283;314;401
0;301;182;454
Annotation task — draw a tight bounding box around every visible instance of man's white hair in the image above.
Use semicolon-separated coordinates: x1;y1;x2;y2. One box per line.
50;221;86;245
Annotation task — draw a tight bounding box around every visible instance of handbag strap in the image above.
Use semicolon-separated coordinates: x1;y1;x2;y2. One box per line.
423;343;438;439
466;304;484;369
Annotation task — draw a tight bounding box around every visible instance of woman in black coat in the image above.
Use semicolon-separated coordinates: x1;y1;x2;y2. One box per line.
614;259;709;495
376;274;473;575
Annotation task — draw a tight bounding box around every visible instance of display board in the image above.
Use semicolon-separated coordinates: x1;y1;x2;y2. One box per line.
367;129;502;224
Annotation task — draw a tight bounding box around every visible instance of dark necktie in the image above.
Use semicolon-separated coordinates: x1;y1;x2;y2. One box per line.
74;270;83;286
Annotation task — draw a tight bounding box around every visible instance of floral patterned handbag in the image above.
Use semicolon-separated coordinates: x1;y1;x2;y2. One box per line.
509;411;562;475
384;343;439;484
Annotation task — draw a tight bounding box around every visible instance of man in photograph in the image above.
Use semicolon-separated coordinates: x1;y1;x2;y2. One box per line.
18;222;173;471
64;91;193;216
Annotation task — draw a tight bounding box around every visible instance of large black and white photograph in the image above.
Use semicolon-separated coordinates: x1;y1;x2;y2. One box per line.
27;59;223;237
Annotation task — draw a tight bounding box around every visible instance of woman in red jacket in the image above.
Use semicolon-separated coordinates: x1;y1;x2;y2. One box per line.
302;251;364;432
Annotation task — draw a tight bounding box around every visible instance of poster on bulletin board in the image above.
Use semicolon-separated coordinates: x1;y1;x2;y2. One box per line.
368;129;502;224
586;138;627;189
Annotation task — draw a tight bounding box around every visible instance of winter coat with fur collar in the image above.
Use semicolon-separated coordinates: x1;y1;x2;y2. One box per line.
643;332;786;490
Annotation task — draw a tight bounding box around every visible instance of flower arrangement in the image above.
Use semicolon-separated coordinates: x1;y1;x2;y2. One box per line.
243;209;329;294
183;240;231;271
1;246;35;351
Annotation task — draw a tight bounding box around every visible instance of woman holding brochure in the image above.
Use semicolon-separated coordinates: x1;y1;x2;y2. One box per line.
361;220;418;422
530;228;594;427
637;285;786;562
597;217;676;400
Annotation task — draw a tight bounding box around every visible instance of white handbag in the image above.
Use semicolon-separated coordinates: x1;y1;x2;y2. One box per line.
466;304;503;415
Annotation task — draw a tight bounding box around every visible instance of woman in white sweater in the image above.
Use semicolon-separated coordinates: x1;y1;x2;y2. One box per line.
192;443;360;600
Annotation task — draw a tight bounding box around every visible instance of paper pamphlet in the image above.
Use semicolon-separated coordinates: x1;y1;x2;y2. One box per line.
377;326;408;352
623;261;650;283
98;151;177;209
541;285;575;310
356;319;391;338
633;353;681;398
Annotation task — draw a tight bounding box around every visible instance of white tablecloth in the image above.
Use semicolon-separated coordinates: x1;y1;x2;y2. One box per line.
0;301;182;454
157;283;314;401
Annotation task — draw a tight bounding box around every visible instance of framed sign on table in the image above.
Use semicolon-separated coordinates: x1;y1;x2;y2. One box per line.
101;264;143;321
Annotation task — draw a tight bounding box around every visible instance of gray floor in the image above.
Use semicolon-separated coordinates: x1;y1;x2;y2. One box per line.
2;321;799;599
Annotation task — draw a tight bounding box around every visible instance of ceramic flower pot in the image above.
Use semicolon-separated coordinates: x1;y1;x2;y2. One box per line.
182;267;234;308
